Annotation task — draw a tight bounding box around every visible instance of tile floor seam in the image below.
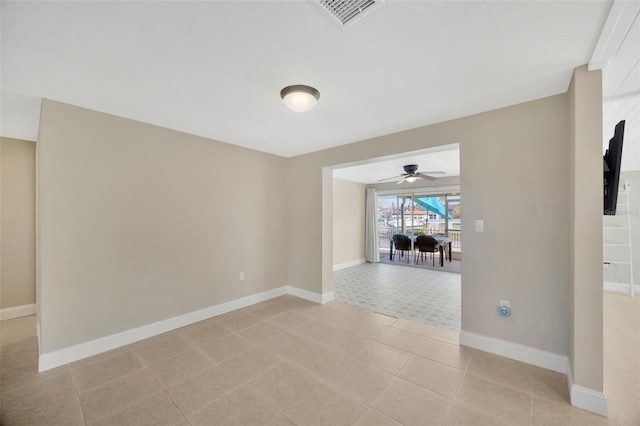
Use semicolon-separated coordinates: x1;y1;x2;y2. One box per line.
451;346;473;402
315;372;379;413
366;371;402;415
530;391;535;426
69;368;83;394
157;379;190;424
150;351;218;391
128;347;146;368
412;346;470;372
85;389;166;426
180;381;244;425
79;371;161;426
257;342;285;361
227;313;264;332
243;383;300;426
442;396;456;424
368;332;414;355
193;345;220;364
392;348;414;375
71;390;88;426
209;380;245;416
287;320;363;356
395;353;463;401
462;370;534;401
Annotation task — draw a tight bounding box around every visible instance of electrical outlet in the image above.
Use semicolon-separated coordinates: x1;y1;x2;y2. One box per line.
239;272;245;281
500;299;510;308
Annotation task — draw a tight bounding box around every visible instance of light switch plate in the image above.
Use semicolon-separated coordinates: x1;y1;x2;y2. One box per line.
475;220;484;232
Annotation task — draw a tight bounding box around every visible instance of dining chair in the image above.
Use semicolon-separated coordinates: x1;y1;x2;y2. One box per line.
391;234;412;263
415;235;439;266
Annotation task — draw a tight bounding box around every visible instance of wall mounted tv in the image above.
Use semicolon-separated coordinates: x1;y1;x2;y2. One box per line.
603;120;625;216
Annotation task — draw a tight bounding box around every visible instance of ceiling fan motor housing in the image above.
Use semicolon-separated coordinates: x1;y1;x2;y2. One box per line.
403;164;419;174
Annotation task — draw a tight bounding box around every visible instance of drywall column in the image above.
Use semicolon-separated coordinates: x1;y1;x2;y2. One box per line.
567;65;606;415
332;178;366;268
0;137;36;319
321;168;333;299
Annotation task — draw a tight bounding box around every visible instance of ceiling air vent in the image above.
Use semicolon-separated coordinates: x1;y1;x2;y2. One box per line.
316;0;383;28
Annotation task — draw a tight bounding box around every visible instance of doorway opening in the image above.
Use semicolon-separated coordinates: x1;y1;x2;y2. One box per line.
331;144;462;330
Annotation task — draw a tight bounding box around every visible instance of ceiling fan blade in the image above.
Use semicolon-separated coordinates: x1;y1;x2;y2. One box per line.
396;178;406;184
416;173;438;181
377;174;405;182
417;171;445;175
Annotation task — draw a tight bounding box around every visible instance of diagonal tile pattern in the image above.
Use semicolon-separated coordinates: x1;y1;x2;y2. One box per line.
334;262;461;330
0;292;633;425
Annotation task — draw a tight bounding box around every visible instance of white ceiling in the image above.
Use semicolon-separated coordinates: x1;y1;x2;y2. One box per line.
2;1;612;157
602;9;640;171
332;144;459;184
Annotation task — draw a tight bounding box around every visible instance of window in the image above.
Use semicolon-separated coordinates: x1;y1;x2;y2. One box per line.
377;191;461;255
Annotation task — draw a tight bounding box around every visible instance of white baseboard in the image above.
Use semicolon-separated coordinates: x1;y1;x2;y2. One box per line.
287;286;323;303
322;291;335;304
566;367;608;416
333;258;366;271
39;286;288;372
460;330;568;374
0;303;36;320
287;286;334;304
604;281;640;295
461;331;608;416
39;285;335;372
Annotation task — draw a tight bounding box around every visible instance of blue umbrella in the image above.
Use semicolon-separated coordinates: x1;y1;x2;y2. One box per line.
414;197;452;219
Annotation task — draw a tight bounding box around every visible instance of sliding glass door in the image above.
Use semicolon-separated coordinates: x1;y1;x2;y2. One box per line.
377;191;461;257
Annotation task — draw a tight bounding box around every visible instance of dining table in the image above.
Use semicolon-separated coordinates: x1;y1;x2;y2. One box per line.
431;235;452;267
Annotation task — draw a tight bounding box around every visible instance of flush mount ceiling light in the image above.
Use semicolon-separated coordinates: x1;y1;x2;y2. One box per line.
280;85;320;112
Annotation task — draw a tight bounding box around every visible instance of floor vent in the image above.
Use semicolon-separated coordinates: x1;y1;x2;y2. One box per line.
316;0;383;28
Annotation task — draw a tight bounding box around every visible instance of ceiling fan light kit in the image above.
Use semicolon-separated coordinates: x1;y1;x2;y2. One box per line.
280;85;320;112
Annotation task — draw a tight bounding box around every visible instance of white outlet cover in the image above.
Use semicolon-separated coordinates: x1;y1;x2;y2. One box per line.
475;220;484;232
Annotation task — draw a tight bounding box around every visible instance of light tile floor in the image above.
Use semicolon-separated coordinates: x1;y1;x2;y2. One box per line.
334;263;461;330
0;293;633;425
379;250;462;274
603;291;640;426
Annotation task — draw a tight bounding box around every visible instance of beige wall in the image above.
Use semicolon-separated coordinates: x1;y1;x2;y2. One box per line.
38;100;287;353
568;66;604;392
332;178;366;266
1;137;36;309
288;93;571;355
35;68;605;392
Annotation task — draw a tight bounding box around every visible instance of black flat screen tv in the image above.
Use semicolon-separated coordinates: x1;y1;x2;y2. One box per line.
603;120;625;216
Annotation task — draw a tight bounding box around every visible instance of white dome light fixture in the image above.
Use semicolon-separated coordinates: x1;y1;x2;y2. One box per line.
280;85;320;112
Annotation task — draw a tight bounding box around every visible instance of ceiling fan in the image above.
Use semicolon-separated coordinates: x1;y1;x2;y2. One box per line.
378;164;445;184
